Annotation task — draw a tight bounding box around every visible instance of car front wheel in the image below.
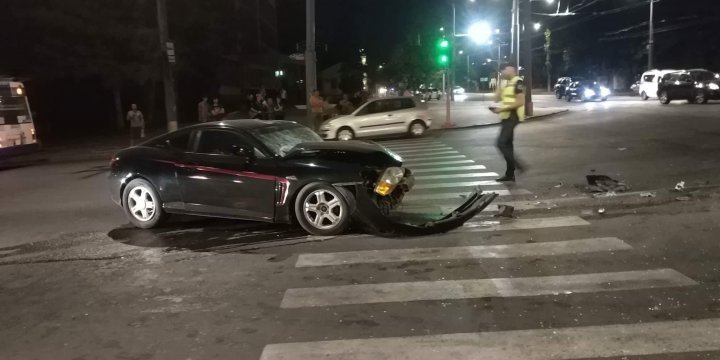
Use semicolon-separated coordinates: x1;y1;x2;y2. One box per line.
641;91;649;101
122;178;167;229
555;91;562;99
566;94;573;102
695;91;708;104
659;91;671;104
295;183;354;236
336;127;355;141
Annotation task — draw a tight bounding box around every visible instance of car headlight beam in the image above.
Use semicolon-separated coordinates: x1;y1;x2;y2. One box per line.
600;87;611;97
374;167;404;196
583;88;596;98
708;83;719;90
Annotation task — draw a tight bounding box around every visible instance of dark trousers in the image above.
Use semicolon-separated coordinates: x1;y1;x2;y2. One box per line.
496;112;521;177
130;127;143;146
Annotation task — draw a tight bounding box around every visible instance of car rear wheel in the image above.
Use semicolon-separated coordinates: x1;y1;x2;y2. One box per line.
641;91;649;101
295;183;354;236
122;179;167;229
659;91;671;104
336;127;355;141
566;94;573;102
695;91;708;104
408;120;426;137
555;91;562;100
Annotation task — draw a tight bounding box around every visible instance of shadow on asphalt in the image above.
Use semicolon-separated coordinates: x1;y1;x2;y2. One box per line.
107;216;313;254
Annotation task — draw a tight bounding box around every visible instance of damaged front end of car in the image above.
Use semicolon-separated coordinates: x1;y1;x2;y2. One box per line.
346;165;497;237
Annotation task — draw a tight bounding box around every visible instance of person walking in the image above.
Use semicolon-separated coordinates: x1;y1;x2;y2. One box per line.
309;89;324;130
490;63;527;182
197;96;210;123
339;94;354;115
126;104;145;146
210;98;225;121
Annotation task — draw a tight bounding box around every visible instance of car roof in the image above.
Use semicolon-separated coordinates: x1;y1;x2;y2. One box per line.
186;119;295;131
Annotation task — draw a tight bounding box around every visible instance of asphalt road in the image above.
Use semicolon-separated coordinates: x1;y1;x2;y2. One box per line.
2;97;720;359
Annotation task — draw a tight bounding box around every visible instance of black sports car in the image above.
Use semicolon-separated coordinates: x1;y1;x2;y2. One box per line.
109;120;493;236
565;80;611;102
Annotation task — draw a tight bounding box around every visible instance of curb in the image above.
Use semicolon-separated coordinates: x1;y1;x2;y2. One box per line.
433;108;570;132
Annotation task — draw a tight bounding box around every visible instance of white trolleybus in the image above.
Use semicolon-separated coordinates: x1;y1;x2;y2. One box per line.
0;79;38;158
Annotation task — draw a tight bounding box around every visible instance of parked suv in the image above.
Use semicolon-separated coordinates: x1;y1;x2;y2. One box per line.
554;76;584;99
657;69;720;104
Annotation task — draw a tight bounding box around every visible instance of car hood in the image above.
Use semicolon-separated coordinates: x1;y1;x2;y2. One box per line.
285;141;403;168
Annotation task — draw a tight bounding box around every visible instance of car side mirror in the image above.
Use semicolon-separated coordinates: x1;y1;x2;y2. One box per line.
232;145;255;162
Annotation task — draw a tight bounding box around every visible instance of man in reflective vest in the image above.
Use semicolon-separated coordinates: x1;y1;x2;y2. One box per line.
491;63;527;182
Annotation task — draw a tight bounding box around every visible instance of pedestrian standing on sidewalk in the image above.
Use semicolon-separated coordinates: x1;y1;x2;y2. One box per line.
490;63;527;182
309;89;324;130
198;96;209;123
210;98;225;121
126;103;145;146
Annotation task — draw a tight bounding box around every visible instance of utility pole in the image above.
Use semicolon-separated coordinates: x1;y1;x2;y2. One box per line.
511;0;520;67
466;55;471;91
544;28;552;92
156;0;177;132
305;0;317;123
648;0;654;70
450;3;456;102
521;0;533;116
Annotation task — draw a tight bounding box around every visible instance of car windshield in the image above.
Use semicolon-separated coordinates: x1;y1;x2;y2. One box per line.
249;123;322;157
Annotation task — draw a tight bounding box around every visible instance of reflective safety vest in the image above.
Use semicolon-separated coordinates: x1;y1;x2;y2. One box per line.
499;76;525;121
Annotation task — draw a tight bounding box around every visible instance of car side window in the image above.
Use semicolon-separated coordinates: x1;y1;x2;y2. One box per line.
366;101;385;114
195;130;246;155
400;98;416;109
166;131;191;151
679;74;692;82
643;75;655;82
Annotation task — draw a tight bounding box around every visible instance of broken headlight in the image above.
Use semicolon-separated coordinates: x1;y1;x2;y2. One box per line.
374;167;404;196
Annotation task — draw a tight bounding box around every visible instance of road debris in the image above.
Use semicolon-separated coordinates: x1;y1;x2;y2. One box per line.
554;182;564;188
640;192;657;198
674;181;685;191
598;208;606;215
581;209;593;216
494;205;515;218
675;196;691;202
586;174;630;193
561;193;568;197
617;147;628;151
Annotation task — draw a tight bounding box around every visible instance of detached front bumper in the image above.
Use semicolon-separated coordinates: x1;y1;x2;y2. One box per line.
353;185;498;237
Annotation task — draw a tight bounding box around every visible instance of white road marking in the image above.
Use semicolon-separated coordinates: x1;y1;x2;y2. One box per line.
386;144;447;151
280;268;696;308
463;216;590;231
260;317;719;360
414;181;502;189
410;165;486;173
295;237;632;267
401;151;460;159
379;139;440;146
403;189;531;201
404;159;475;167
394;147;454;154
415;172;499;180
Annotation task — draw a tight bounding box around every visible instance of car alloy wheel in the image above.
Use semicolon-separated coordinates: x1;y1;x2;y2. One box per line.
337;128;354;141
295;183;354;236
641;91;649;101
409;121;426;137
122;178;167;229
695;92;706;104
659;91;670;104
556;92;562;99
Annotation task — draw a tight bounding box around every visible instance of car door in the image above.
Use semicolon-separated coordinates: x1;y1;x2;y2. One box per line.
383;98;417;134
177;129;277;221
676;74;695;99
353;100;391;138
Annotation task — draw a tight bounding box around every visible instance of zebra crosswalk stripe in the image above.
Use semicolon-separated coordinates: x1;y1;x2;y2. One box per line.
414;172;499;180
394;147;454;154
414;180;501;189
260;318;720;360
403;159;475;167
461;216;590;232
403;189;531;200
280;268;696;308
401;151;460;159
410;165;487;173
295;237;632;267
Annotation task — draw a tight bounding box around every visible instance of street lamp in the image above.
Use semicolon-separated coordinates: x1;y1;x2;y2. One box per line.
533;22;542;31
468;21;493;45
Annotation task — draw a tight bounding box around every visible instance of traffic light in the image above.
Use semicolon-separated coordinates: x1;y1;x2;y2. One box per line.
436;37;451;68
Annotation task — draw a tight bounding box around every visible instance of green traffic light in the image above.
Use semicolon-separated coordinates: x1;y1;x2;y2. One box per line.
439;40;449;48
440;55;448;64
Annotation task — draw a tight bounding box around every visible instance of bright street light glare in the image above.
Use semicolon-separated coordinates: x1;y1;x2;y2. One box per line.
458;50;464;54
546;0;554;3
533;22;542;31
468;21;492;45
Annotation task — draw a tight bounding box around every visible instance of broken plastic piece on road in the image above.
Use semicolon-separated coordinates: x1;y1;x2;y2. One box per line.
640;192;657;198
554;182;564;188
675;196;691;201
598;208;606;214
617;147;628;151
494;205;515;218
674;181;685;192
593;191;617;198
561;193;568;197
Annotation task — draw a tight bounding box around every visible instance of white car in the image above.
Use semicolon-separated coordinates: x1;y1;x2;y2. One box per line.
320;97;432;141
639;69;677;100
453;86;465;94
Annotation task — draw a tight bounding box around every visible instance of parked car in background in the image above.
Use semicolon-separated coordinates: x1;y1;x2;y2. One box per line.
421;88;442;101
554;76;584;99
453;86;465;94
565;80;611;102
320;97;431;141
657;69;720;104
639;69;677;100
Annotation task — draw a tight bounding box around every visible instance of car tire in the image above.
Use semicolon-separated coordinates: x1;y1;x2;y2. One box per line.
566;95;573;102
659;91;671;104
601;97;608;102
336;127;355;141
695;91;708;104
408;120;426;137
295;183;354;236
555;91;562;100
641;91;649;101
122;178;168;229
